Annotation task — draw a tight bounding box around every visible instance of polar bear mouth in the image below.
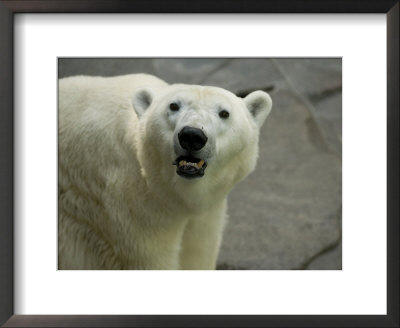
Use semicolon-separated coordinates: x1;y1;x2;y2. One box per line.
172;155;208;179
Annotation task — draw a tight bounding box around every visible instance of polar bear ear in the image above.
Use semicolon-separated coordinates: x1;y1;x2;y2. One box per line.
244;90;272;128
132;88;153;117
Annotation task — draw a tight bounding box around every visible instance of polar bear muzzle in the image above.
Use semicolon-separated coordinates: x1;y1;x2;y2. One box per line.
172;127;209;179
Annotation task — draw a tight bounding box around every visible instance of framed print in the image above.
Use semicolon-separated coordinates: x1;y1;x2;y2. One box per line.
0;1;398;327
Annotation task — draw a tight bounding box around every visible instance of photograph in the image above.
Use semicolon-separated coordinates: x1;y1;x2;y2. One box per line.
57;58;342;270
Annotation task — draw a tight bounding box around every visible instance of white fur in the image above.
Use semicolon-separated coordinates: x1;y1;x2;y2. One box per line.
58;74;272;270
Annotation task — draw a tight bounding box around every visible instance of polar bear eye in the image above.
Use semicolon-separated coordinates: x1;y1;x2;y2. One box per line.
219;110;230;119
169;102;180;111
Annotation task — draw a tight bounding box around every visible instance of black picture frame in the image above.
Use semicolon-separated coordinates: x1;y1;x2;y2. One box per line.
0;1;398;327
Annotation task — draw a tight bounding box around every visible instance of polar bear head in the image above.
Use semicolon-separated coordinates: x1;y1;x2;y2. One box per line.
132;84;272;200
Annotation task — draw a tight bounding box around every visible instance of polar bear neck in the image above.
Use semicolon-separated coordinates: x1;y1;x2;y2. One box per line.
138;150;229;212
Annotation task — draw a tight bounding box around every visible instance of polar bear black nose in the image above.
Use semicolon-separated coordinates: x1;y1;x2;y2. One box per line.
178;127;208;151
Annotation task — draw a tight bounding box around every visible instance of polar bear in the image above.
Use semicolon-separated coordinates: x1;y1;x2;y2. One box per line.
58;74;272;270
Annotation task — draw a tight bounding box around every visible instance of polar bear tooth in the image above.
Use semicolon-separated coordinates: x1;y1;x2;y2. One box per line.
198;160;204;168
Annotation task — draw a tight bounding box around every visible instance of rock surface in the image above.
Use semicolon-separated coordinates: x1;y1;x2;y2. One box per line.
58;58;342;270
